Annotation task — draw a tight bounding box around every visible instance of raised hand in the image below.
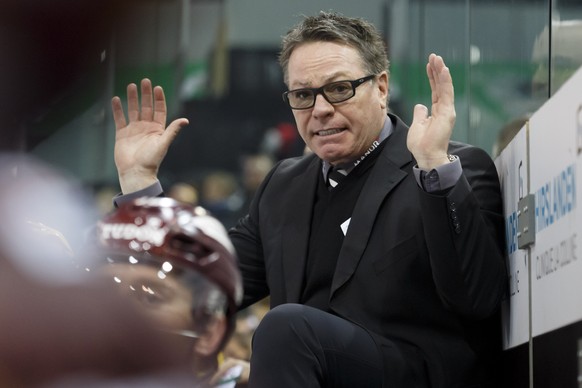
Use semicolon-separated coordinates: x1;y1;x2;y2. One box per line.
406;53;456;170
111;79;189;193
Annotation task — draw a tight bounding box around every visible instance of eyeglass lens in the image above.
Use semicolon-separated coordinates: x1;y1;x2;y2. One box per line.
287;80;355;109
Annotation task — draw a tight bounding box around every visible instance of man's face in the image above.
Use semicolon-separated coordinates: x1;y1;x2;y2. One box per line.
100;263;195;333
287;41;389;165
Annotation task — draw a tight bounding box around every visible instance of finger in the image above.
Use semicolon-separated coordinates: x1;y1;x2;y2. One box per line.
140;79;154;121
433;57;454;105
426;61;437;105
427;54;454;106
152;86;167;126
426;54;439;104
111;96;127;130
127;83;139;122
411;104;430;127
159;118;189;150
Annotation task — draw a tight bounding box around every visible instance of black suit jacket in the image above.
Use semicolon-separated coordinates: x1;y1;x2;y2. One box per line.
230;114;508;388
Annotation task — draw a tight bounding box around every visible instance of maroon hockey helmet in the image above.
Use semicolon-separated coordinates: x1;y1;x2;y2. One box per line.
92;197;243;347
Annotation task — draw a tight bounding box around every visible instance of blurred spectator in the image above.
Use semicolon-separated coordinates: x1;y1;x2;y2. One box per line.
199;170;242;229
93;183;119;217
259;121;305;160
241;154;274;196
231;154;274;221
168;181;200;206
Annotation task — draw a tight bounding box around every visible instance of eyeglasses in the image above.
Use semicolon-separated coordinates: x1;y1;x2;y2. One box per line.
282;75;376;110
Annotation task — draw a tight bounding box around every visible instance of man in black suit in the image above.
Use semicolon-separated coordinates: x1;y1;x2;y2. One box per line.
111;11;507;388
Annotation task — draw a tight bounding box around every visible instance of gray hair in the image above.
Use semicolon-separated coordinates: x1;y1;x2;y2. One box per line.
278;11;390;84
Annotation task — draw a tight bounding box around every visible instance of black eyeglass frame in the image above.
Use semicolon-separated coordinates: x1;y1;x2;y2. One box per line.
282;74;376;110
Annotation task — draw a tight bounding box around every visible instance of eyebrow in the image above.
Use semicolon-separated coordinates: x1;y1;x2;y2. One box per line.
291;72;352;89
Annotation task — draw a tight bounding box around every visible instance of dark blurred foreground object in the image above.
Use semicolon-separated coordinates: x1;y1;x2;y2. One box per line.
0;259;193;387
0;152;96;285
0;153;194;386
0;0;135;150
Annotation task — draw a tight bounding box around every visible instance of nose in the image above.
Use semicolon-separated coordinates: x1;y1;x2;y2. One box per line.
312;93;334;118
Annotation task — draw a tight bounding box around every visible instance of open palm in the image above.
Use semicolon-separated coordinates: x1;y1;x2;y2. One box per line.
406;54;456;170
111;79;188;193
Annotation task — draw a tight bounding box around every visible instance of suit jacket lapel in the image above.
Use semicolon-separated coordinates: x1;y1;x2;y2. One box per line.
281;156;320;303
331;116;413;297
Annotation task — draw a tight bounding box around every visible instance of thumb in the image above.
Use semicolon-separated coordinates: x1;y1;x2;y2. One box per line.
161;118;189;148
411;104;429;126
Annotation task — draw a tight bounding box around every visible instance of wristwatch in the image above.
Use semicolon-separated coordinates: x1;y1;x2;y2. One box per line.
447;154;458;163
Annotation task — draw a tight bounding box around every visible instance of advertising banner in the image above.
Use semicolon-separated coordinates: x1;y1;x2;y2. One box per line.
529;66;582;337
495;126;530;349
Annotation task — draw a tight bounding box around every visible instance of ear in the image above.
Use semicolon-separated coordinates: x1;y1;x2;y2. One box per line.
377;71;389;109
192;315;227;356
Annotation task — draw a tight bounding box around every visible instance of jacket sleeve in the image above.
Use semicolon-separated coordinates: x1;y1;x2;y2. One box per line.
418;144;508;320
